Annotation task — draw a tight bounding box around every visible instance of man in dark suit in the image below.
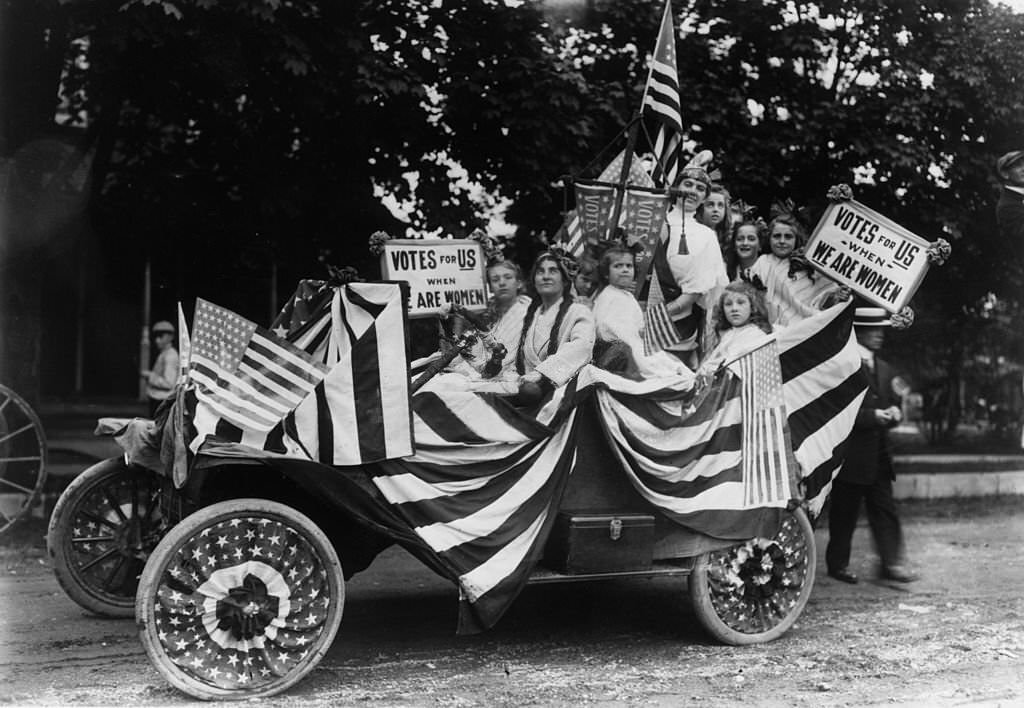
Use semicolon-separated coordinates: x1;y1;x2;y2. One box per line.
996;150;1024;267
826;307;917;584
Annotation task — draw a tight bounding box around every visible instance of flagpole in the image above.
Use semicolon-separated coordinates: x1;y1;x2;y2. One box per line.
606;114;641;243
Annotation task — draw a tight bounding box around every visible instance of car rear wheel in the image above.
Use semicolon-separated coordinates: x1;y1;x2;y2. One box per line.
689;507;815;645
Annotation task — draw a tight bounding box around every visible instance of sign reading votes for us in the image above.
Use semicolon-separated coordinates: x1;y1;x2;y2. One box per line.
805;200;930;312
380;239;487;319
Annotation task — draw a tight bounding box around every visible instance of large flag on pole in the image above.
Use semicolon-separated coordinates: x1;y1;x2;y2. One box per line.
642;0;683;187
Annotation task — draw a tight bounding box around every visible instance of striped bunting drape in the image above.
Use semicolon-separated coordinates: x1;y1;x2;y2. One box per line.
359;303;862;632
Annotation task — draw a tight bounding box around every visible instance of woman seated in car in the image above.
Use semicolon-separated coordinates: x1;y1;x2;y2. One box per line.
513;251;596;399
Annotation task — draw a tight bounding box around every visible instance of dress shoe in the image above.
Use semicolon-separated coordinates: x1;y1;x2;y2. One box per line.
880;565;919;583
828;568;859;584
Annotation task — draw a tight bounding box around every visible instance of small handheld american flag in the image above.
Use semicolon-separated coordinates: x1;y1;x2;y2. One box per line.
642;273;683;356
726;338;796;508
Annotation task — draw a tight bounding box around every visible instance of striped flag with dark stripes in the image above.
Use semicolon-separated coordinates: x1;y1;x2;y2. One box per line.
777;301;867;514
283;282;413;465
642;0;683;187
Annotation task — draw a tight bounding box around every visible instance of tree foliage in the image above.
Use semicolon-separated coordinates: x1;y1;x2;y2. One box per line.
3;0;1023;406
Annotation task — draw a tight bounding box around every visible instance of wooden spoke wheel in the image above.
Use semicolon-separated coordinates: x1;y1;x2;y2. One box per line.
689;507;816;645
0;384;47;536
47;458;163;617
136;499;344;700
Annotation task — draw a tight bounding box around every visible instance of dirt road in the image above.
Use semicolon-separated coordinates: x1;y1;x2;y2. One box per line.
2;498;1022;707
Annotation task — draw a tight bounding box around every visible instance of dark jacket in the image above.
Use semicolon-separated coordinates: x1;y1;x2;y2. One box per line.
836;356;901;486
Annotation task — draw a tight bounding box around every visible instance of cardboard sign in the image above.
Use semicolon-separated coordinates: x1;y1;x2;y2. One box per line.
805;200;930;312
380;240;487;319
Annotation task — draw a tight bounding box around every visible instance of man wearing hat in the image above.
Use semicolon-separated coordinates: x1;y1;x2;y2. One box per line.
826;306;917;584
142;320;180;418
996;150;1024;265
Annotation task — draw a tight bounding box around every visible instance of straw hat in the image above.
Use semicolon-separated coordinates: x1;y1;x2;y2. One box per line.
853;307;892;327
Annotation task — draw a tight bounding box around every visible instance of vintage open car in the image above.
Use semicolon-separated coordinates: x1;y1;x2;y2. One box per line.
46;279;861;701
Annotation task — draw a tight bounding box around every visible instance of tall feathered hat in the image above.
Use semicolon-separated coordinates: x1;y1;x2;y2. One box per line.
676;149;714;188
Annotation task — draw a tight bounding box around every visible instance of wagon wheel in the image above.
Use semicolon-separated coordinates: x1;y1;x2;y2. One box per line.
136;499;344;700
689;507;815;645
47;458;164;617
0;383;48;536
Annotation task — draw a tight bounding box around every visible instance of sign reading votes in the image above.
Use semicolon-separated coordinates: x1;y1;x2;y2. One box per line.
805;200;930;312
380;239;487;319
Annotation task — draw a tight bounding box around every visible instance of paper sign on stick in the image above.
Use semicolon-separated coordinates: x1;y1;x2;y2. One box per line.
380;240;487;319
805;200;930;312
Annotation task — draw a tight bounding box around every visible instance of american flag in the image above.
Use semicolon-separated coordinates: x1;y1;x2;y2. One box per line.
597;148;656;189
189;299;328;449
556;209;584;258
642;0;683;187
282;283;413;465
149;514;336;691
728;339;794;507
270;279;335;363
641;272;684;355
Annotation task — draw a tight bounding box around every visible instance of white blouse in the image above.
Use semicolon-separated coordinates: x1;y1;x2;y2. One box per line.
592;286;691;379
748;254;842;327
520;297;596;386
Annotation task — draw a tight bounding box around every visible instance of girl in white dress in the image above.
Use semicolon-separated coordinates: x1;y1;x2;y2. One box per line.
747;214;840;326
699;281;775;380
448;260;530;379
591;246;691;380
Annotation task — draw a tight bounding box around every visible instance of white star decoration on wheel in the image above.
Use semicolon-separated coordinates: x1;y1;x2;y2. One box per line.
151;517;334;687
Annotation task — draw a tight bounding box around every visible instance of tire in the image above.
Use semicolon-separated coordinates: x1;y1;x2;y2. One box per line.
136;499;344;701
688;507;816;645
0;383;48;536
47;458;163;617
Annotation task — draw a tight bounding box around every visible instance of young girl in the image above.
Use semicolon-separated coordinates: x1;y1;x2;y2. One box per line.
591;247;691;380
698;281;774;378
698;184;733;255
748;213;841;326
447;259;530;379
725;219;766;281
572;254;599;308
